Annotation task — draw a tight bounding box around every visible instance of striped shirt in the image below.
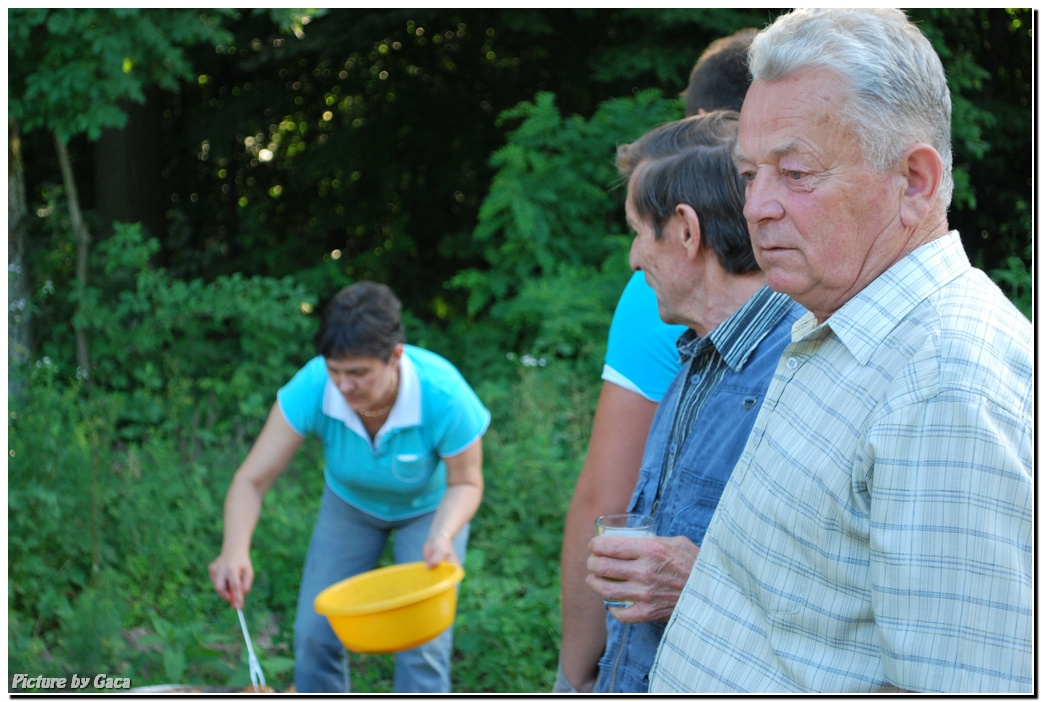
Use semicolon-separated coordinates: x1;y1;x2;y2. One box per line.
653;286;796;515
649;232;1034;693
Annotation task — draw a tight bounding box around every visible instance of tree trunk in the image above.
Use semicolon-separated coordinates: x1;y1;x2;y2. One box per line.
53;131;92;379
9;120;31;400
94;92;166;242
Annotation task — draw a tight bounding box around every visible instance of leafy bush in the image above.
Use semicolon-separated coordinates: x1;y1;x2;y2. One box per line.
9;364;114;636
988;243;1033;320
451;89;682;363
8;334;597;692
451;358;595;692
8;365;315;691
67;222;318;446
10;290;602;694
8;237;329;691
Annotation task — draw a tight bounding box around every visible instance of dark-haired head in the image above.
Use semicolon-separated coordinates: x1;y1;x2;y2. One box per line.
682;28;758;117
618;111;757;275
313;281;405;361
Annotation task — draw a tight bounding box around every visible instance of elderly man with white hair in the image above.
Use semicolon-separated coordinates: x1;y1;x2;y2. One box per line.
649;7;1033;694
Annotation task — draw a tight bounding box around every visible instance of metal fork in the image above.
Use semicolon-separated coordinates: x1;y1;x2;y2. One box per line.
236;607;267;691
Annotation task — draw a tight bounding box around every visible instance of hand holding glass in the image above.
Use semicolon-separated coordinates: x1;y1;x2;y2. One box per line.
594;513;657;608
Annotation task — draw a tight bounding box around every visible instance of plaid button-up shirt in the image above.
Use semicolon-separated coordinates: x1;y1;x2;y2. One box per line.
650;232;1034;693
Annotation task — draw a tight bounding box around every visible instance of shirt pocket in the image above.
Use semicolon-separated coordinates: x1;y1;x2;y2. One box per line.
391;452;435;484
669;473;728;545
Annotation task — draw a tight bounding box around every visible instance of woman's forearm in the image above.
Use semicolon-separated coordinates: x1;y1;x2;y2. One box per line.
429;482;482;541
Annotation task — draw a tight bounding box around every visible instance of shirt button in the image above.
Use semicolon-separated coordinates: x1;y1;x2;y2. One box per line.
689;373;701;384
786;358;799;370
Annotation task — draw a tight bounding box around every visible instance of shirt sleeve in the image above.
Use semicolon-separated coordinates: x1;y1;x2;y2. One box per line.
867;389;1033;692
603;272;685;402
275;356;326;437
424;366;491;458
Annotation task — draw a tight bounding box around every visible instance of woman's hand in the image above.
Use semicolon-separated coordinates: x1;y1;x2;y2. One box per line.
210;404;303;609
423;439;484;569
208;551;253;609
422;532;459;568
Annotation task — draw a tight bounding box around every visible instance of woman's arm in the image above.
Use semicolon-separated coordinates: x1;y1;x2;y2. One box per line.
558;382;657;692
422;439;484;567
208;403;304;608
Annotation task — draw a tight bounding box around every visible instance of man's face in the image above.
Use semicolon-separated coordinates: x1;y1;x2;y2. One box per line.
626;180;692;327
736;68;903;321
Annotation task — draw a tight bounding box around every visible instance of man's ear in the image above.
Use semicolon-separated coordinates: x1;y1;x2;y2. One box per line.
899;143;943;226
674;203;702;261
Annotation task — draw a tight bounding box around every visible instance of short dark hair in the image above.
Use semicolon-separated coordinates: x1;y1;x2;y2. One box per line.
616;110;740;180
624;111;758;275
681;28;758;117
313;281;405;360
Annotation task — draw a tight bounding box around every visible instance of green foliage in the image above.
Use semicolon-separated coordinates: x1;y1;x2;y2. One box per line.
988;243;1033;320
587;8;767;86
8;365;113;631
489;263;621;380
248;443;325;616
9;8;234;140
134;616;235;685
14;9;1028;341
8;335;594;692
459;89;680;311
9;221;323;691
451;359;594;691
915;11;996;213
67;222;317;444
910;8;1033;298
7;365;318;692
452;89;681;363
265;9;328;39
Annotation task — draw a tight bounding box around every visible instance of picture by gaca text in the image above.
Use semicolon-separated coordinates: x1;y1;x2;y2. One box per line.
10;673;131;690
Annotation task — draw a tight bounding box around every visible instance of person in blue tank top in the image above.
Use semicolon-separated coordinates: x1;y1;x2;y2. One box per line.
601;271;686;400
208;281;489;693
556;28;776;693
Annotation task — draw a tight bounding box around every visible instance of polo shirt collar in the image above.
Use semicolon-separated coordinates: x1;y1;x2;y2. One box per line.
322;349;422;440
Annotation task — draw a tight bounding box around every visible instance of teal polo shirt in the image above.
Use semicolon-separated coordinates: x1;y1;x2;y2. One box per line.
277;345;491;520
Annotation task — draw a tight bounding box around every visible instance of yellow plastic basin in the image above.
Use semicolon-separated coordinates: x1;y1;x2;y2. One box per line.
313;561;465;653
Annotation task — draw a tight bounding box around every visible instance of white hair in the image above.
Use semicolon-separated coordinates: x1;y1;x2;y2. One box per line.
749;8;954;208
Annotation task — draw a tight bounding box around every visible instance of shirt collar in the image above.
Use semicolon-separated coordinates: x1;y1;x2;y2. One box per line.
793;231;970;364
677;285;796;371
322;349;422;441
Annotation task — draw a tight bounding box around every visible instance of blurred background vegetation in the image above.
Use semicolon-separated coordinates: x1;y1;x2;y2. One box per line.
8;8;1033;692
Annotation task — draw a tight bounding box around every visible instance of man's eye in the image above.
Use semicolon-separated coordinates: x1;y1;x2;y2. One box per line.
784;170;804;180
740;170;756;182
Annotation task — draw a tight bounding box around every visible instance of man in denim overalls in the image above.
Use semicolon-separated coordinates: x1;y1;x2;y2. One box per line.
581;110;803;693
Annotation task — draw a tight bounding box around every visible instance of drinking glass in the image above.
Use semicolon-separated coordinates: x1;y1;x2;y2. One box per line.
594;513;656;608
